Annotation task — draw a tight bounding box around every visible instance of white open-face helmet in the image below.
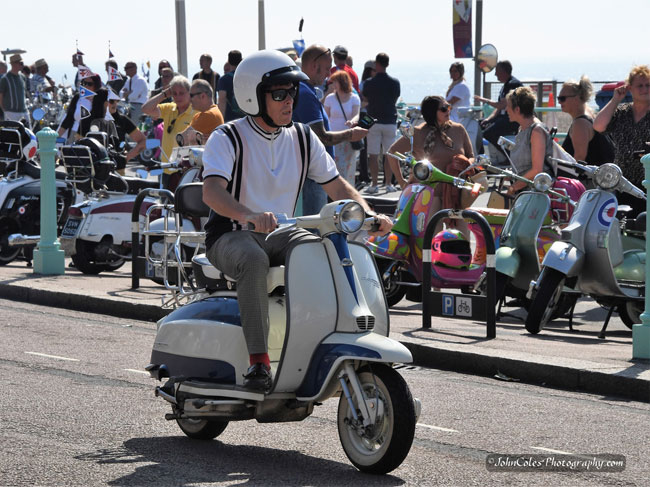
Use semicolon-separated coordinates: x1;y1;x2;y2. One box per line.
234;50;308;126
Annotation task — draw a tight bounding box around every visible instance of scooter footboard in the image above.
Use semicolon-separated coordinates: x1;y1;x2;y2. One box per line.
295;332;412;402
540;241;584;277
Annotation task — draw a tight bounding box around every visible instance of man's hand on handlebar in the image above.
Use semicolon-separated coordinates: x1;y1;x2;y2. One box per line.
246;212;278;234
367;213;393;237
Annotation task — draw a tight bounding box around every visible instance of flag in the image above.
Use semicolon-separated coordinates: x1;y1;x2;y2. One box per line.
141;62;150;83
452;0;473;58
78;64;94;79
107;88;120;101
292;39;305;57
80;105;91;119
109;48;115;59
79;86;96;98
108;66;122;81
77;48;85;56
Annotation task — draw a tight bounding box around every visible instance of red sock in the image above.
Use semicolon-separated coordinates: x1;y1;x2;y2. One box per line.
250;353;270;368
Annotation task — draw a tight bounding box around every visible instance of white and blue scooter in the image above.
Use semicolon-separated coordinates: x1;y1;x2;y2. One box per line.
147;197;420;474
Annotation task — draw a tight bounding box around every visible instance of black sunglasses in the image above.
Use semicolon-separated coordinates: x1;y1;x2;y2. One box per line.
439;105;450;113
557;95;576;102
266;86;298;102
167;118;177;134
81;81;94;87
189;91;204;98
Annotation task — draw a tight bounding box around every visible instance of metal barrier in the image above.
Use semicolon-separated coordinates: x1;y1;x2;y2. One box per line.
131;188;174;289
422;209;496;339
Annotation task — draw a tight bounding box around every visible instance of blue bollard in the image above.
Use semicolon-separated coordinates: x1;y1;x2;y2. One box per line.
634;154;650;359
33;127;65;275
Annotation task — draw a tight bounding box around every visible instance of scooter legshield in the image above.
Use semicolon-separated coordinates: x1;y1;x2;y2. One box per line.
495;246;520;278
540;241;584;277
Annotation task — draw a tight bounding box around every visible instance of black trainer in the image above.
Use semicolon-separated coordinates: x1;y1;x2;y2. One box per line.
243;363;273;392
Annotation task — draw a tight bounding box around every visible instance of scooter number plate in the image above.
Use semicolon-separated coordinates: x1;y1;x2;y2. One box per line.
61;218;82;237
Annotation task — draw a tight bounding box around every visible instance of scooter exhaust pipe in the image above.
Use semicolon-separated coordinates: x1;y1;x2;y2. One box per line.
8;234;40;247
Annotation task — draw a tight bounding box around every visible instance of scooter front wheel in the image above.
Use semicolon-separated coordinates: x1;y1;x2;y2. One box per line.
525;268;566;334
337;364;416;475
376;258;407;307
176;417;229;440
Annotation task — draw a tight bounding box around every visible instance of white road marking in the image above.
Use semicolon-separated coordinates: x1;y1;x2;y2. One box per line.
531;446;574;455
417;423;459;433
25;351;80;362
124;368;150;375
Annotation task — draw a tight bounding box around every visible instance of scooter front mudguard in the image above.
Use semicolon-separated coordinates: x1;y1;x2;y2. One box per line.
540;241;584;277
495;246;520;278
295;332;412;402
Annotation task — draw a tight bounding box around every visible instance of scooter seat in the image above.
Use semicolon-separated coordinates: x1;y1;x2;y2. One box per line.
192;253;285;294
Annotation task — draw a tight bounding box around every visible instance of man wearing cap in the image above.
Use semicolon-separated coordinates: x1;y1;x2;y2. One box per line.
120;61;149;125
31;59;57;100
0;54;29;124
217;50;244;122
330;45;359;93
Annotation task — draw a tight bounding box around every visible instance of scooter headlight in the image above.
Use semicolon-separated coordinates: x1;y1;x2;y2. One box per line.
413;160;433;182
533;172;553;192
334;201;365;234
594;163;622;190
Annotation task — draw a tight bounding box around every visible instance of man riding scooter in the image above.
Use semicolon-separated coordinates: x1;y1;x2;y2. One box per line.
201;50;392;392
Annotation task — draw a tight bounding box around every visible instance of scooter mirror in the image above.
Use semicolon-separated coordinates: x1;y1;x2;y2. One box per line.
32;107;45;121
90;125;99;132
477;44;498;73
146;138;161;150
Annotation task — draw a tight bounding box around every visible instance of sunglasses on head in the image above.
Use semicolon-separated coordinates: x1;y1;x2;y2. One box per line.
167;118;177;134
314;48;331;62
266;86;298;102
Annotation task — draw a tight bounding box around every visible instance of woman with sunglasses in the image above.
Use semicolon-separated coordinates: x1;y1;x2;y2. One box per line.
594;65;650;215
503;86;554;196
142;74;195;162
58;74;104;140
559;76;614;165
386;95;476;236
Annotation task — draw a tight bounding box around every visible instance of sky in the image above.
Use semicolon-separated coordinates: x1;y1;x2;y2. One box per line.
2;0;648;99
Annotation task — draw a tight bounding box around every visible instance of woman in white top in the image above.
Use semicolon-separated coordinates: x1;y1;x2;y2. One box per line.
324;70;361;184
446;62;471;123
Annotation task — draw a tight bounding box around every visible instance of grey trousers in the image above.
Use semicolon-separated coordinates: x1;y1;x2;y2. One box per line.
206;228;318;354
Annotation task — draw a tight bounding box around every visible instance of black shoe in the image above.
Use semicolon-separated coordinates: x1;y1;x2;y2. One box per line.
243;363;273;392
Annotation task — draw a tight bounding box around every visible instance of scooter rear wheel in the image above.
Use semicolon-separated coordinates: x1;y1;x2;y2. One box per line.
525;268;566;334
176;417;229;440
618;301;643;330
376;258;407;307
0;219;20;265
337;364;416;474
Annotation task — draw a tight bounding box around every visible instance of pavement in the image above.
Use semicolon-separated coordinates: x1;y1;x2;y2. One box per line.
1;258;649;403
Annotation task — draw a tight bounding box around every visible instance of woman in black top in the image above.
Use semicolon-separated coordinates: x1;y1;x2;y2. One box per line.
58;74;104;139
107;96;146;170
559;76;614;164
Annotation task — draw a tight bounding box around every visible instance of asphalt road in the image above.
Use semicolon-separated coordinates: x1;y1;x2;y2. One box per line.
1;299;648;486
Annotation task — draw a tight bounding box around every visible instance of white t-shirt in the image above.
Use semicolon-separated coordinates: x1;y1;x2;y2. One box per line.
446;81;471;123
120;74;149;104
202;116;338;220
323;92;361;132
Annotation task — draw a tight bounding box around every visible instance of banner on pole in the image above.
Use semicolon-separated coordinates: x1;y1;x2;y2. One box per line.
452;0;473;58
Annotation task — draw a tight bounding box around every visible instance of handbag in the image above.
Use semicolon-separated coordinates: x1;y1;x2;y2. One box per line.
335;93;364;150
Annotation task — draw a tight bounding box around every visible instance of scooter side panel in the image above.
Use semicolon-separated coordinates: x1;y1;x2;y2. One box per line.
495;246;520;278
295;333;413;401
275;242;337;392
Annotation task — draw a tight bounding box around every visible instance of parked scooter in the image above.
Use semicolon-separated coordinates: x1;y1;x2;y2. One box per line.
366;152;499;305
60;139;203;275
0;121;80;265
146;199;420;474
484;160;582;313
525;161;646;335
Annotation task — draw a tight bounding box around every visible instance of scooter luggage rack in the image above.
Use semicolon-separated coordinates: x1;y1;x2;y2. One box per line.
60;145;112;193
142;183;208;308
0;127;25;178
